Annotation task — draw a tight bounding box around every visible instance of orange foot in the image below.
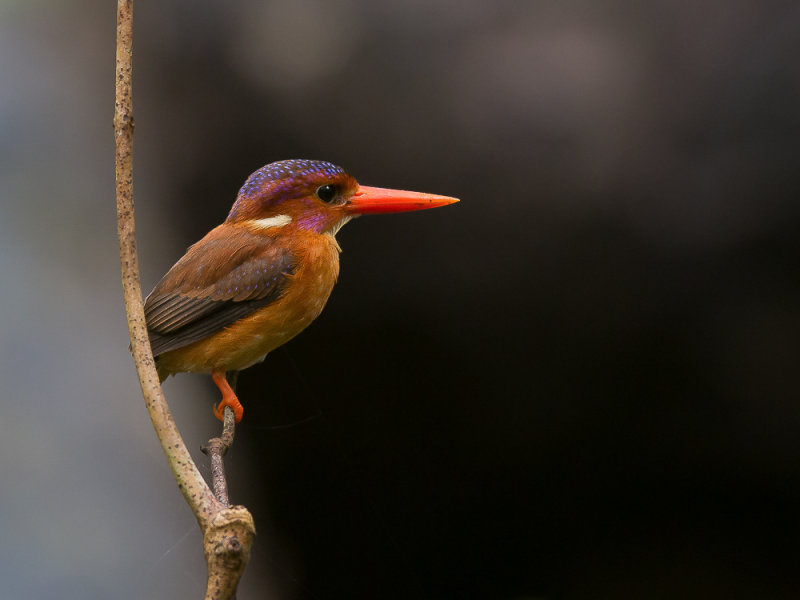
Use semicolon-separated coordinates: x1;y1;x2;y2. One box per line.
211;370;244;423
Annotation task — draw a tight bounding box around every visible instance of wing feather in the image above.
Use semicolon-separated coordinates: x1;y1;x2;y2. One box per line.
144;225;296;357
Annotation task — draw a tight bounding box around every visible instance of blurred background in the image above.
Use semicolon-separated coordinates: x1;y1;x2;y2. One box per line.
2;0;800;598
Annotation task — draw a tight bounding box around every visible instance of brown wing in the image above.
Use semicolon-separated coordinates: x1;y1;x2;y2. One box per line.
144;225;297;357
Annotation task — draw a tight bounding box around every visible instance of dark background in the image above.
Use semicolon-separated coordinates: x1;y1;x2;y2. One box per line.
2;1;800;598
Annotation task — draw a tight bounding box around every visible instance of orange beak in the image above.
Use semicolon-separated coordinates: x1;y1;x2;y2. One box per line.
347;185;459;215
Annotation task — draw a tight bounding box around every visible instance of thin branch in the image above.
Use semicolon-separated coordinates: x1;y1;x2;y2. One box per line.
114;0;217;533
202;406;237;506
114;2;255;597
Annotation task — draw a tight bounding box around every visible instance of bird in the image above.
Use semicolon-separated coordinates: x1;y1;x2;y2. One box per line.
144;159;458;422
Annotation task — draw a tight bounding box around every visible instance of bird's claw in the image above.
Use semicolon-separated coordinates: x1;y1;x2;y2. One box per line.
213;397;244;423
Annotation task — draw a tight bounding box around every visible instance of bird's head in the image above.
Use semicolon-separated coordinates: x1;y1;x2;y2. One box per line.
225;159;458;235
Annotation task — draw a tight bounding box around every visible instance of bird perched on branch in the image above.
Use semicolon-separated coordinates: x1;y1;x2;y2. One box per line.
144;159;458;422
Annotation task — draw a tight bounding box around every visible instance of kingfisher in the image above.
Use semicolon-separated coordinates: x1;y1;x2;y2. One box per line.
144;159;458;422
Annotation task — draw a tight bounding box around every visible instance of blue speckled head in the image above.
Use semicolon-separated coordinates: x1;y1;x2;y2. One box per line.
227;159;354;222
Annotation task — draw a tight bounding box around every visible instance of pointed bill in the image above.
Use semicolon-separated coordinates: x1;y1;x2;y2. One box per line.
346;185;459;215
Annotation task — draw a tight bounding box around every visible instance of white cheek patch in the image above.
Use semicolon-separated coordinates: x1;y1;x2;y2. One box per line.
248;214;292;230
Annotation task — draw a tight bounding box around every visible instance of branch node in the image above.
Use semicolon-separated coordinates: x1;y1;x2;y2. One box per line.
203;506;256;600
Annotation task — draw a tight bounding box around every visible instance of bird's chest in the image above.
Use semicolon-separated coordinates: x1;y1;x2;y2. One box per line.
217;234;341;369
281;235;342;326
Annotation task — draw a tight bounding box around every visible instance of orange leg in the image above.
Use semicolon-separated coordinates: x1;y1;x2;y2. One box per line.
211;370;244;423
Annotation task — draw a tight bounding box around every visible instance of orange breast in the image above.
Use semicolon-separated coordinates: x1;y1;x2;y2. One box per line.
156;233;341;377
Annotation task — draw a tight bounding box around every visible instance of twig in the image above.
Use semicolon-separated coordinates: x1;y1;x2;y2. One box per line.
202;406;236;506
201;372;238;505
114;2;255;597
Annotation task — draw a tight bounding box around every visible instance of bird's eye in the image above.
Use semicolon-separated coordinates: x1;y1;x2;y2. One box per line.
315;184;337;203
